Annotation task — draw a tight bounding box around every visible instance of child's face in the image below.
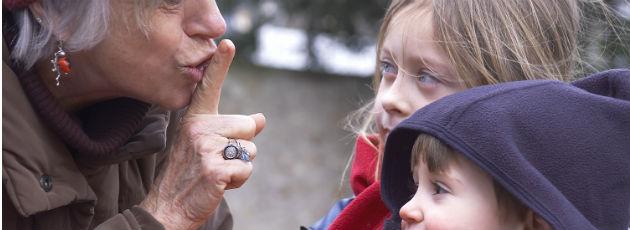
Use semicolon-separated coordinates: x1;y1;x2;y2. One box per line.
375;6;465;142
400;158;524;229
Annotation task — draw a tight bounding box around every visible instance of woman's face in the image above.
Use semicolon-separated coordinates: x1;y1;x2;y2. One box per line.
374;6;465;142
72;0;226;110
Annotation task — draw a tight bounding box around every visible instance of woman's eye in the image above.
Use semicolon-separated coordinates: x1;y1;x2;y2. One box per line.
379;61;397;78
432;182;449;195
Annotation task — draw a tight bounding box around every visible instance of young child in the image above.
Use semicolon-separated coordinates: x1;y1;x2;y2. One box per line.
311;0;602;228
380;69;630;230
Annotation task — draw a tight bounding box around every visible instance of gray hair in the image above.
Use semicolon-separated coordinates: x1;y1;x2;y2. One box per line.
10;0;115;70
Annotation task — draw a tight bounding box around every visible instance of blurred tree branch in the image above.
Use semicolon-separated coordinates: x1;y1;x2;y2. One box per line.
219;0;629;73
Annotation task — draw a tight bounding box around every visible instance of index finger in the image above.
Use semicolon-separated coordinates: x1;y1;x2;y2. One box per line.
187;39;236;115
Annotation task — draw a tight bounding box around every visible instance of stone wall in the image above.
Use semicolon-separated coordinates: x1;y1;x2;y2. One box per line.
219;62;373;229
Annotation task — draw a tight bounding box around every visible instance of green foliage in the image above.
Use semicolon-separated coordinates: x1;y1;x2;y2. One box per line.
218;0;387;70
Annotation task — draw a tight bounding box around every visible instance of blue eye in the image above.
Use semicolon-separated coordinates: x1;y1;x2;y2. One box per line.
379;61;397;77
416;71;440;87
432;182;449;195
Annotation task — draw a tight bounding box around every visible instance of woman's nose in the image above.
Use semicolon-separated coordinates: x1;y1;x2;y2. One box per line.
380;76;412;116
183;0;226;39
399;197;424;224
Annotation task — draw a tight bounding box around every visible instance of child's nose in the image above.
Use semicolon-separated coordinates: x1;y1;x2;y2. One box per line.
399;198;424;224
380;79;412;117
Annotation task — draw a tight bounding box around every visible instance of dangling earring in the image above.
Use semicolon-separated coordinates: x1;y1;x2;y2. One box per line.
51;41;71;86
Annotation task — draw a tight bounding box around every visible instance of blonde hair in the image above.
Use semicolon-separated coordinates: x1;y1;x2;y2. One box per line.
376;0;582;87
349;0;607;180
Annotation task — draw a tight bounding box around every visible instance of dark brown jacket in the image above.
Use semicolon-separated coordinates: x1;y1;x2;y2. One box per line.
2;43;233;230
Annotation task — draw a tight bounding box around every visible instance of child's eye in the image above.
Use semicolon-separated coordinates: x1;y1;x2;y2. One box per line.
432;182;450;195
379;61;397;78
416;71;440;88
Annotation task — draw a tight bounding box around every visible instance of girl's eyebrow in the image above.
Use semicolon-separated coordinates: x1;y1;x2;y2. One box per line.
379;47;394;60
414;54;450;74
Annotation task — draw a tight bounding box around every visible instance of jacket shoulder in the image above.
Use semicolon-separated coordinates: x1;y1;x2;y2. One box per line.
2;63;95;217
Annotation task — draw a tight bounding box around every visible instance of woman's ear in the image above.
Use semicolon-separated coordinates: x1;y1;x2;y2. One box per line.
28;2;45;21
28;2;69;41
524;210;552;230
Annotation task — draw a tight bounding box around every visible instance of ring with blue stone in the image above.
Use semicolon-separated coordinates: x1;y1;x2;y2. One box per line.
240;148;250;162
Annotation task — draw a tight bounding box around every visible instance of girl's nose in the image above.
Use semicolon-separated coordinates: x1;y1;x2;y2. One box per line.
380;76;413;117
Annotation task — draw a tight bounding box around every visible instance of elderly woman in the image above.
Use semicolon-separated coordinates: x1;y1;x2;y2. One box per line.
3;0;265;229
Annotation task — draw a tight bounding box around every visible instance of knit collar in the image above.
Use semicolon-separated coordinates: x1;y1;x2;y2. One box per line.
4;10;154;166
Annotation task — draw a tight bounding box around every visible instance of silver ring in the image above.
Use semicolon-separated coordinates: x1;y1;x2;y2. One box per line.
223;139;241;160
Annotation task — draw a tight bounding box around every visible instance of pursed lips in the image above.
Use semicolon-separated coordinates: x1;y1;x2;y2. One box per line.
183;40;218;72
180;49;216;83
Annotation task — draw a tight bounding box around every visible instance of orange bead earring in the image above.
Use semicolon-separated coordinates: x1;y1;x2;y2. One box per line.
51;41;71;86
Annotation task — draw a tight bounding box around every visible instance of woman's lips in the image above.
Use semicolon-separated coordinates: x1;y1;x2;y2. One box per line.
182;62;209;83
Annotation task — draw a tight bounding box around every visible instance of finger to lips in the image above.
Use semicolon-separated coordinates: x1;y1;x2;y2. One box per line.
187;39;236;116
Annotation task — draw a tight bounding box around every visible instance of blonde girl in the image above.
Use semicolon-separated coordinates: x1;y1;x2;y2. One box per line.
309;0;625;229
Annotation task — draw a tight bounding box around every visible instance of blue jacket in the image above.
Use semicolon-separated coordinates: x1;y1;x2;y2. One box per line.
381;69;630;230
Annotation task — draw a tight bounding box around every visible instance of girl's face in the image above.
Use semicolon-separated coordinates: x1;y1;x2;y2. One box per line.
72;0;226;110
374;6;465;142
399;157;524;230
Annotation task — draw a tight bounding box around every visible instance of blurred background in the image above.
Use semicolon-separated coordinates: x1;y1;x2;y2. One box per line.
214;0;630;229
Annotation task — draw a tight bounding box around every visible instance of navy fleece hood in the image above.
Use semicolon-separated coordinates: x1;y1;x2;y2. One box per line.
381;69;630;230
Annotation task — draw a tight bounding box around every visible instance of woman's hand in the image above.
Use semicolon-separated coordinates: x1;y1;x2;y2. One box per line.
140;39;266;230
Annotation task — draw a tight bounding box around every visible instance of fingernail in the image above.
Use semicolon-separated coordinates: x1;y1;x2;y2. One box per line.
219;40;229;53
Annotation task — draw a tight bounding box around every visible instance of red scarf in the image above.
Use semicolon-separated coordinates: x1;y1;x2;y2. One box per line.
329;135;390;230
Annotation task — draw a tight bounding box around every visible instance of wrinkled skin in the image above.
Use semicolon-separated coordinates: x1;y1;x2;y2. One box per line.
140;40;265;230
